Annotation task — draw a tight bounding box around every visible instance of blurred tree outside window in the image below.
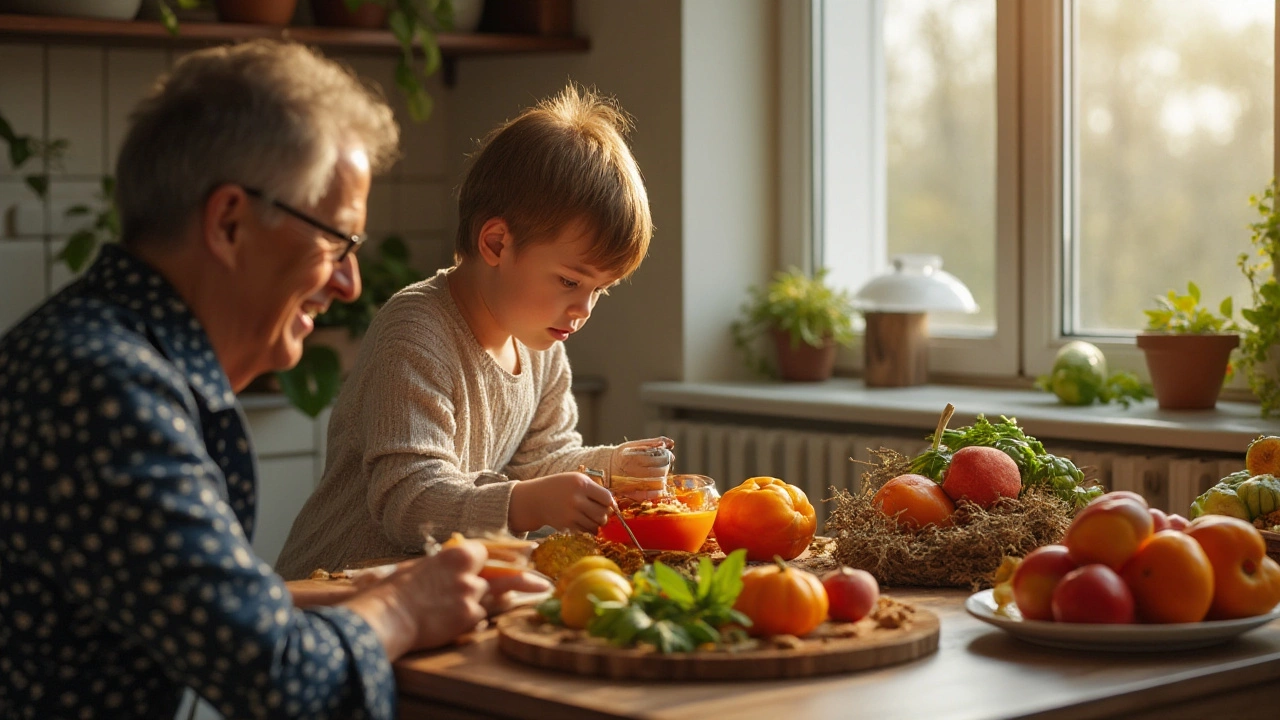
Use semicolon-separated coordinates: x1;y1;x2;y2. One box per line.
816;0;1276;378
885;0;996;333
1068;0;1274;335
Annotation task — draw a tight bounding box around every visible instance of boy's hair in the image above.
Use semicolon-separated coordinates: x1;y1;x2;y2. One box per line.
454;83;652;278
116;40;399;247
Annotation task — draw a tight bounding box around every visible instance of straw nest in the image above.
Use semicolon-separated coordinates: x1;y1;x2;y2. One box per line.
825;449;1074;590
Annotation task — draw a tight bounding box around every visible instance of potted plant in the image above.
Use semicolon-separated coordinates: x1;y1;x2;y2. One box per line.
1237;178;1280;417
275;235;425;415
1137;282;1240;410
731;267;857;382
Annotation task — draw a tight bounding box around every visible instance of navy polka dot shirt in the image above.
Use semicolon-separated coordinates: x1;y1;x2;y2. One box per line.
0;245;394;719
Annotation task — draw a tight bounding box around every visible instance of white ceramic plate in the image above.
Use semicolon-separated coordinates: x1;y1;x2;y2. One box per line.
965;589;1280;652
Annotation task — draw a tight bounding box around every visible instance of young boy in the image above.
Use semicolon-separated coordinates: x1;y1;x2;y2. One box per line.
276;84;671;579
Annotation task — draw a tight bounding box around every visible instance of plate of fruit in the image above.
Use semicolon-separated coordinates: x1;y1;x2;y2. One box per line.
967;490;1280;652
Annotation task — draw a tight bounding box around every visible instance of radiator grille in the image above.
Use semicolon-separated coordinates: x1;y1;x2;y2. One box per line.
646;420;1241;522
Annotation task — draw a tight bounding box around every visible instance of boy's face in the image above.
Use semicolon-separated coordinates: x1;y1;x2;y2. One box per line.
489;219;621;351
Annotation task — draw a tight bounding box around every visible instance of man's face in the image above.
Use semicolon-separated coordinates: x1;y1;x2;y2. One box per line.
241;147;370;376
487;220;622;352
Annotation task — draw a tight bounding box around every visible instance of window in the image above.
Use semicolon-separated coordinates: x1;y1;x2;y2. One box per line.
806;0;1277;379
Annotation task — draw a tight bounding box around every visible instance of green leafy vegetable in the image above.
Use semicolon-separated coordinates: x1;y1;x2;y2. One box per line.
912;413;1100;509
582;549;753;653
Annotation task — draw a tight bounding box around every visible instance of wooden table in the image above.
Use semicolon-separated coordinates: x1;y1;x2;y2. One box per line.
394;588;1280;720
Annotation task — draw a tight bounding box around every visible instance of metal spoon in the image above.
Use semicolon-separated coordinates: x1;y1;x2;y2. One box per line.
579;466;645;551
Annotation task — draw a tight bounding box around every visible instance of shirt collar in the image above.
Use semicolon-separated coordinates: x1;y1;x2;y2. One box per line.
83;244;239;412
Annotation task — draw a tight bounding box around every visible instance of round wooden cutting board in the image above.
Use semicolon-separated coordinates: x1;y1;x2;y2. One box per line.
496;600;940;681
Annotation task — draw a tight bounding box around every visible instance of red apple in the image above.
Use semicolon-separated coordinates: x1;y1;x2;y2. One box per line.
1148;507;1171;533
941;446;1022;509
1166;513;1189;532
1010;545;1079;621
1063;494;1154;570
821;567;880;622
1051;564;1136;624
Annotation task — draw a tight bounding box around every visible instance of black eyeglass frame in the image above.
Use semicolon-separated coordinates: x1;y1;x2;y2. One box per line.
243;187;365;262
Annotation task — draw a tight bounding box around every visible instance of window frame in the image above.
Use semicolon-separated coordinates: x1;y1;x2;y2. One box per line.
792;0;1280;385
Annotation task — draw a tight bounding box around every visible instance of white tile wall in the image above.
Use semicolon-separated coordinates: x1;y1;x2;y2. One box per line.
0;42;456;336
47;46;106;177
0;240;46;331
105;48;168;169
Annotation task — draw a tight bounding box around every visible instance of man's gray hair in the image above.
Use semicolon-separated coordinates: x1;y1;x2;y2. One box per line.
115;40;399;246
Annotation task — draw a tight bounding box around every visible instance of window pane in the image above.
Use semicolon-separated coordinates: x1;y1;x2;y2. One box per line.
885;0;998;331
1069;0;1274;334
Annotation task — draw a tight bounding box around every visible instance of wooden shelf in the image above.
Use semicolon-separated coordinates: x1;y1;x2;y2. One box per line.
0;13;590;57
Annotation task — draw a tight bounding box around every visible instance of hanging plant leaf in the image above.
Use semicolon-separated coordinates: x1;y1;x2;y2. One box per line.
276;345;342;417
58;230;98;273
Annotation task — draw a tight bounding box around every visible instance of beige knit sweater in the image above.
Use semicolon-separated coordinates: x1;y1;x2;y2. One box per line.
275;268;613;580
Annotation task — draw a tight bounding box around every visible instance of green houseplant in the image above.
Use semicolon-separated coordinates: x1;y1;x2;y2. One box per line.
0;109;116;272
1237;178;1280;417
731;267;857;382
346;0;455;122
275;235;425;416
1136;282;1240;410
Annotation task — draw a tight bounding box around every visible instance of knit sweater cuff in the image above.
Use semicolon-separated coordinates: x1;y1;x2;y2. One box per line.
462;479;519;535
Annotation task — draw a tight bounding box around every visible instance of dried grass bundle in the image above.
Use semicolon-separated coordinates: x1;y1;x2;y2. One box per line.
826;449;1073;590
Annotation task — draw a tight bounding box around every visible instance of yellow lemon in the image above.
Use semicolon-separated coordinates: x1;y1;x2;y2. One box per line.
559;569;632;629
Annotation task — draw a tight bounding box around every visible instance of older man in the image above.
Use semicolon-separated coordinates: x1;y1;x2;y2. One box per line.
0;41;545;720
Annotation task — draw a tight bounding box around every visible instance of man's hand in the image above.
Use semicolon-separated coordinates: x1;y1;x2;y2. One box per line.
508;471;615;533
342;541;490;659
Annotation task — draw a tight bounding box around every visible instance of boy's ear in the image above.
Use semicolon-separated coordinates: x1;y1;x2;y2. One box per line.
477;217;512;267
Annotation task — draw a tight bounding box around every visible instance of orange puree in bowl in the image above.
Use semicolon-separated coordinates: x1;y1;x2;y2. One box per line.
598;509;717;552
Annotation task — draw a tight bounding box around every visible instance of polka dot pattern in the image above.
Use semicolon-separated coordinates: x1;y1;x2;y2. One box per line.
0;246;393;719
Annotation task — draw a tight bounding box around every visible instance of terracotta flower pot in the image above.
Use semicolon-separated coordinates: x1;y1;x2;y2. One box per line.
216;0;298;25
310;0;388;28
772;329;837;382
1136;333;1239;410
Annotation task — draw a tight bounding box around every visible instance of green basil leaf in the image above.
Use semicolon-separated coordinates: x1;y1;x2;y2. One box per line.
708;549;746;607
653;562;694;608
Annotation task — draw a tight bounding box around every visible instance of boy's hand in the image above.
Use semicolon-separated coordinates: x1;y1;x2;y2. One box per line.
508;471;614;533
610;436;675;478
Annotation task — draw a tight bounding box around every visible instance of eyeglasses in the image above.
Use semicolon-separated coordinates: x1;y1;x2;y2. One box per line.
243;187;366;262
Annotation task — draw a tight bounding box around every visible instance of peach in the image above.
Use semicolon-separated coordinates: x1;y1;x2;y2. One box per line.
1011;545;1078;621
941;446;1021;509
1120;530;1214;623
1092;490;1148;508
1063;494;1154;570
1186;515;1280;619
1148;507;1171;533
1051;564;1136;624
821;567;880;622
1166;513;1190;532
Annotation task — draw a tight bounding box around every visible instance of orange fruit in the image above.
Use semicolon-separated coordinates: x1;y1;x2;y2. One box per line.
559;568;632;629
1245;435;1280;476
1185;515;1280;619
872;474;955;530
1119;530;1214;623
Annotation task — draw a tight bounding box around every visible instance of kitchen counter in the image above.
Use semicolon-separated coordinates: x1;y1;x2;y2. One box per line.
393;588;1280;720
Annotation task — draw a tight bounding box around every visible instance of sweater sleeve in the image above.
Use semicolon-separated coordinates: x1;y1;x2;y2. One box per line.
357;332;518;547
503;342;614;480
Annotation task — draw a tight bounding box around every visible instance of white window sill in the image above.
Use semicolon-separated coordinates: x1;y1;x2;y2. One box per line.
639;379;1279;455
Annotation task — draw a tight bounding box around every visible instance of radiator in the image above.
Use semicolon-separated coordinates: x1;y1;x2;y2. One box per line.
646;420;1242;523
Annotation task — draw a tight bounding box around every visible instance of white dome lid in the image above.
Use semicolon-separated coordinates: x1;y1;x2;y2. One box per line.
854;254;979;314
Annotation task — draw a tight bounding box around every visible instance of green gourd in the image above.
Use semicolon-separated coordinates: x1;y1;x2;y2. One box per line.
1235;475;1280;520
